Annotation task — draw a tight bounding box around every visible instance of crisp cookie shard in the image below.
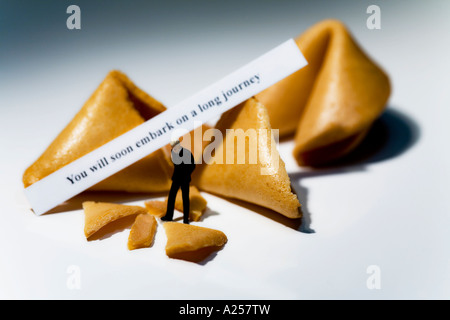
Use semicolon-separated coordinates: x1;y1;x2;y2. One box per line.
82;201;147;239
163;222;227;262
144;200;167;218
145;187;207;221
128;213;157;250
170;186;208;222
256;19;391;166
23;70;173;193
193;97;301;219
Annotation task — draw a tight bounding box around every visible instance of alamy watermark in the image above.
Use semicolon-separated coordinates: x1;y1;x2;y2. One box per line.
366;5;381;30
66;265;81;290
366;265;381;290
66;5;81;30
169;124;280;175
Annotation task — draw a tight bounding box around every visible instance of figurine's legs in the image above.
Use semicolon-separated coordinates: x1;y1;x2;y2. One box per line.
181;182;190;224
162;180;180;221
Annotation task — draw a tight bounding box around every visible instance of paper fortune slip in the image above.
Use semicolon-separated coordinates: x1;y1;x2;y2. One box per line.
24;39;307;215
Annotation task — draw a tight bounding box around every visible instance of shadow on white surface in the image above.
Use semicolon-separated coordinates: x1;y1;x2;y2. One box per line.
289;107;420;234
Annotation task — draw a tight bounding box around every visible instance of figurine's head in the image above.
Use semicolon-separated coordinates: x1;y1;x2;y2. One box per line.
170;139;181;149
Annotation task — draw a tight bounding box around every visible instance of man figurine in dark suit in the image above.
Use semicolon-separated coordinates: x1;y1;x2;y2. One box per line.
161;139;196;224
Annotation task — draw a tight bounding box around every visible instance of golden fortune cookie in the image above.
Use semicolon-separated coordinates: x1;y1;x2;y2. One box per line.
193;98;301;219
256;19;391;166
23;70;173;193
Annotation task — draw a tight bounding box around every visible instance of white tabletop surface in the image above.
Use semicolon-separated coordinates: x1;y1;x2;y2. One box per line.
1;0;449;299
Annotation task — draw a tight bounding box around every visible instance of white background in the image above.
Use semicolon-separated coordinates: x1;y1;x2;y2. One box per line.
1;0;449;299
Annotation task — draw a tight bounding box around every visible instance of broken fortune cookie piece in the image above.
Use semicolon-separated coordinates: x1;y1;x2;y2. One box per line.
163;222;227;262
170;186;208;222
83;201;147;239
256;19;391;166
128;213;157;250
193;97;301;219
22;70;173;193
144;200;167;218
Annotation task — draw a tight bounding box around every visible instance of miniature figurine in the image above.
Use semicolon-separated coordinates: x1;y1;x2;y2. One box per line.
161;139;196;224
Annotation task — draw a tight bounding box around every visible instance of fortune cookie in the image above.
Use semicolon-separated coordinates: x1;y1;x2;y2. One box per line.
22;70;173;193
256;19;391;166
193;98;301;219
